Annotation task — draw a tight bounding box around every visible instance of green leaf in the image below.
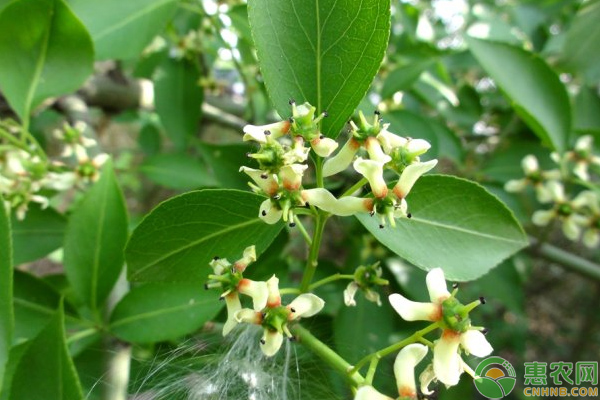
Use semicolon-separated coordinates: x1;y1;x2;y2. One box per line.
126;189;284;283
63;160;129;312
67;0;178;60
574;86;600;131
248;0;391;138
0;0;93;123
109;282;222;343
562;0;600;83
466;37;571;152
140;154;217;190
154;57;203;150
381;60;433;99
384;110;439;159
357;175;528;281
13;270;61;342
8;304;84;400
198;142;253;190
11;204;66;266
0;200;12;392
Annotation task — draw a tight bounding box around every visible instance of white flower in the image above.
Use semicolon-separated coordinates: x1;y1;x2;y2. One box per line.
354;158;388;198
301;188;373;216
258;199;283;224
392;160;438;200
243;120;291;143
394;344;428;399
388;268;449;322
239;166;279;196
323;138;361;177
354;385;393;400
343;282;359;306
433;329;492;385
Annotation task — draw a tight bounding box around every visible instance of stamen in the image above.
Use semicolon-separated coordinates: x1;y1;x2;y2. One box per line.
260;338;266;345
374;110;381;116
289;98;296;105
481;327;489;335
260;173;268;179
479;296;486;305
407;212;412;219
322;111;329;117
261;210;267;216
379;224;384;229
452;283;459;289
213;256;220;260
264;130;271;135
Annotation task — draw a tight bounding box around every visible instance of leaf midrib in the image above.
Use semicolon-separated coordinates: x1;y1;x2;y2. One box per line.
410;216;526;245
90;176;110;312
94;0;174;40
129;217;263;278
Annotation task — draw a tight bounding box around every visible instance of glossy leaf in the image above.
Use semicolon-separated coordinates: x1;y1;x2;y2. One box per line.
126;189;284;283
68;0;178;60
248;0;391;138
11;204;66;265
63;160;129;311
562;0;600;83
357;175;528;281
154;57;203;150
12;271;61;342
8;305;84;400
0;0;93;122
0;200;12;391
466;37;571;152
140;154;217;190
109;282;222;343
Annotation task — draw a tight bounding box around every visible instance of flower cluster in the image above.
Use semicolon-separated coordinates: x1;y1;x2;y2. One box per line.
505;135;600;248
0;121;107;219
205;246;325;356
304;111;437;227
241;105;437;228
357;268;492;399
241;101;337;226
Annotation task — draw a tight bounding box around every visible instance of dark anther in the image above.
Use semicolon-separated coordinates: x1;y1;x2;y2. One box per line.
261;312;267;319
289;336;297;342
482;328;490;335
273;194;281;200
407;212;412;219
204;283;209;290
261;210;267;216
289;117;295;123
289;98;296;105
319;134;324;139
264;130;271;135
213;256;220;260
369;211;375;216
379;224;384;229
260;173;268;179
219;296;225;301
260;338;266;345
289;222;296;227
452;283;459;289
374;110;381;116
290;307;296;313
323;110;329;117
479;296;486;305
305;202;310;207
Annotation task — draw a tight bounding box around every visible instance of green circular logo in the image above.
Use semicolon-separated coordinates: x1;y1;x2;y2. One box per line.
474;356;517;399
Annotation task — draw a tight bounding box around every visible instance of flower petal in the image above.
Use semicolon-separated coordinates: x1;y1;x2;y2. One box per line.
504;179;527;193
521;155;539;175
301;188;372;216
433;330;462;386
583;229;600;248
240;166;279;195
237;279;268;311
419;364;436;396
425;268;450;304
234;308;262;324
344;282;359;307
223;293;242;336
234;245;257;272
394;343;428;399
460;330;493;357
259;199;283;224
243;121;291;142
354;386;394;400
377;128;407;153
393;160;437;199
353;158;388;198
532;209;554;226
310;136;339;157
389;293;441;322
287;293;325;320
323;138;360;177
260;329;284;357
365;137;391;164
280;164;307;191
266;275;281;308
405;139;432;158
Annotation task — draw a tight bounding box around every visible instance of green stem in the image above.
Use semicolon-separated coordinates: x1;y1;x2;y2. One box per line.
291;324;365;386
315;157;325;188
365;356;380;384
341;177;367;198
293;216;312;245
299;212;328;292
350;322;440;375
66;327;98;345
279;288;302;295
529;237;600;280
0;127;29;151
309;273;355;291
